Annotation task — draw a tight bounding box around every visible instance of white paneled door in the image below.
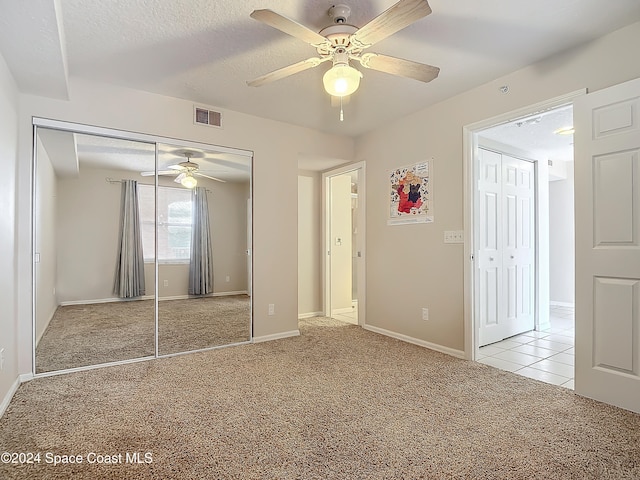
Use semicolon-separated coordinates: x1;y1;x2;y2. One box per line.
574;77;640;413
478;149;535;347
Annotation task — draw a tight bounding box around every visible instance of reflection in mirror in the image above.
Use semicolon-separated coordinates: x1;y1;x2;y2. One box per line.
34;128;156;372
156;143;252;355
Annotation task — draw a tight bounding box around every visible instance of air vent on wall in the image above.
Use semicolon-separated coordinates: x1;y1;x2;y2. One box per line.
194;106;222;128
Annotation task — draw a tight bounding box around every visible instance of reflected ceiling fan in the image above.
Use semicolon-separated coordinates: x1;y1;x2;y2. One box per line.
141;152;225;188
247;0;439;102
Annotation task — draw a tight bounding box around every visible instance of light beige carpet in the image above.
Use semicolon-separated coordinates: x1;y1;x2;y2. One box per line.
3;317;639;479
36;295;251;373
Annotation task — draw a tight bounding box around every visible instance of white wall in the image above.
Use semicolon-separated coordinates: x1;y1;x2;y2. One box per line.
355;21;640;352
549;162;575;305
297;172;322;317
0;52;19;413
17;77;355;373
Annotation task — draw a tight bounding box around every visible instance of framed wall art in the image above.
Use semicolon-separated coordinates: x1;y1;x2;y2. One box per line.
388;160;433;225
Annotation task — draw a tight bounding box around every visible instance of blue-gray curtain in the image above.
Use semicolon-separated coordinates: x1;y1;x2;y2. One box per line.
189;187;213;295
113;180;146;298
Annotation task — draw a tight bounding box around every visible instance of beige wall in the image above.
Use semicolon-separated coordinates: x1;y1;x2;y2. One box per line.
0;52;18;410
34;137;58;343
297;172;323;317
16;77;355;373
56;166;122;303
356;21;640;352
54;165;249;303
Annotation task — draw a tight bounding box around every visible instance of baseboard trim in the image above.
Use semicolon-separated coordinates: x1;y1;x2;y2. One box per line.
363;324;465;359
157;292;249;301
550;301;575;308
298;311;324;319
332;307;355;315
60;296;153;306
211;291;249;297
252;330;300;343
0;376;22;419
60;291;249;306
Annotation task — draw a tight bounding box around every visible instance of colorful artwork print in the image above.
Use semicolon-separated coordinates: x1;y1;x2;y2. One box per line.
389;161;433;224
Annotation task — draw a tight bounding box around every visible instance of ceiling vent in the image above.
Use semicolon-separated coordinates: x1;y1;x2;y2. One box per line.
194;106;222;128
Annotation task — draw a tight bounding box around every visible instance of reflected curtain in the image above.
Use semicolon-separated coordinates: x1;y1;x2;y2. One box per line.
189;187;213;295
113;180;146;298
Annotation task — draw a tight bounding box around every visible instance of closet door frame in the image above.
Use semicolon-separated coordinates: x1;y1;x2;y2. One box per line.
31;117;253;377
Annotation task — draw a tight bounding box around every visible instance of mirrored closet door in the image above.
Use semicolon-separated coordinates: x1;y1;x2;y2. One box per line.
155;143;252;355
33;121;252;374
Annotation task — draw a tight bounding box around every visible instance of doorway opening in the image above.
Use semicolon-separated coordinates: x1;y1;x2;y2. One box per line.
463;91;582;388
323;162;366;326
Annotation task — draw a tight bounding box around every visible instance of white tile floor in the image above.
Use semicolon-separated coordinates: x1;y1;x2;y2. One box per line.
478;306;575;389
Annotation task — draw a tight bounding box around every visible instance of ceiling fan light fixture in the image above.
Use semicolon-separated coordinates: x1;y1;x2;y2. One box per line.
323;62;362;97
554;126;575;135
181;173;198;189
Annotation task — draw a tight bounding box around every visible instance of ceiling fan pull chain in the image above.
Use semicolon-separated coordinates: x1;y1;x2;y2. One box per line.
340;96;344;122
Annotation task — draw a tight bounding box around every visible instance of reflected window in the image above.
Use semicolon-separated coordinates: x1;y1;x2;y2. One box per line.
138;184;193;263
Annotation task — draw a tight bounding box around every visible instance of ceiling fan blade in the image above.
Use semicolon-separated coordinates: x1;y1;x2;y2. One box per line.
174;173;186;183
247;57;327;87
140;170;179;176
195;172;226;183
250;9;331;48
358;53;439;83
350;0;432;48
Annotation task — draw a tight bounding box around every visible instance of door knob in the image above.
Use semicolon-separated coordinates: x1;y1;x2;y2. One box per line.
489;257;494;261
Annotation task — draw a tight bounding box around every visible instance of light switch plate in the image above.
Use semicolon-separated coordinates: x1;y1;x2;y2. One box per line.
444;230;464;244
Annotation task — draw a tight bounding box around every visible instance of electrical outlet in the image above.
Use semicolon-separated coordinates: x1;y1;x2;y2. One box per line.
0;348;5;371
268;304;275;316
226;275;230;282
422;308;429;321
163;280;169;287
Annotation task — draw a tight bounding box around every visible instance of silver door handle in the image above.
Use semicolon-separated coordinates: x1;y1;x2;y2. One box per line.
489;257;494;261
510;255;514;259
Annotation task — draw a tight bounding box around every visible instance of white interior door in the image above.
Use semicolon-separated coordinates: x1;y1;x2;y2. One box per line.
502;155;535;338
477;149;503;345
329;174;354;321
574;77;640;413
478;149;535;346
323;163;366;326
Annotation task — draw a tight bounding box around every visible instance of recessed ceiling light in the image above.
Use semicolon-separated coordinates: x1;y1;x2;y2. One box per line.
554;126;575;135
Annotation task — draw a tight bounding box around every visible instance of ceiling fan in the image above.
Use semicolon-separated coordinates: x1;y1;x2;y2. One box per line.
141;152;226;188
247;0;439;99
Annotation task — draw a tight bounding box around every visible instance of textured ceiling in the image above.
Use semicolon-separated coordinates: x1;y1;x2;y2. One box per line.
480;105;575;163
37;128;251;182
2;0;640;139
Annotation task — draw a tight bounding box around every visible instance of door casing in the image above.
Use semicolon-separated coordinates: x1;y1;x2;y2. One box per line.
463;90;586;359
